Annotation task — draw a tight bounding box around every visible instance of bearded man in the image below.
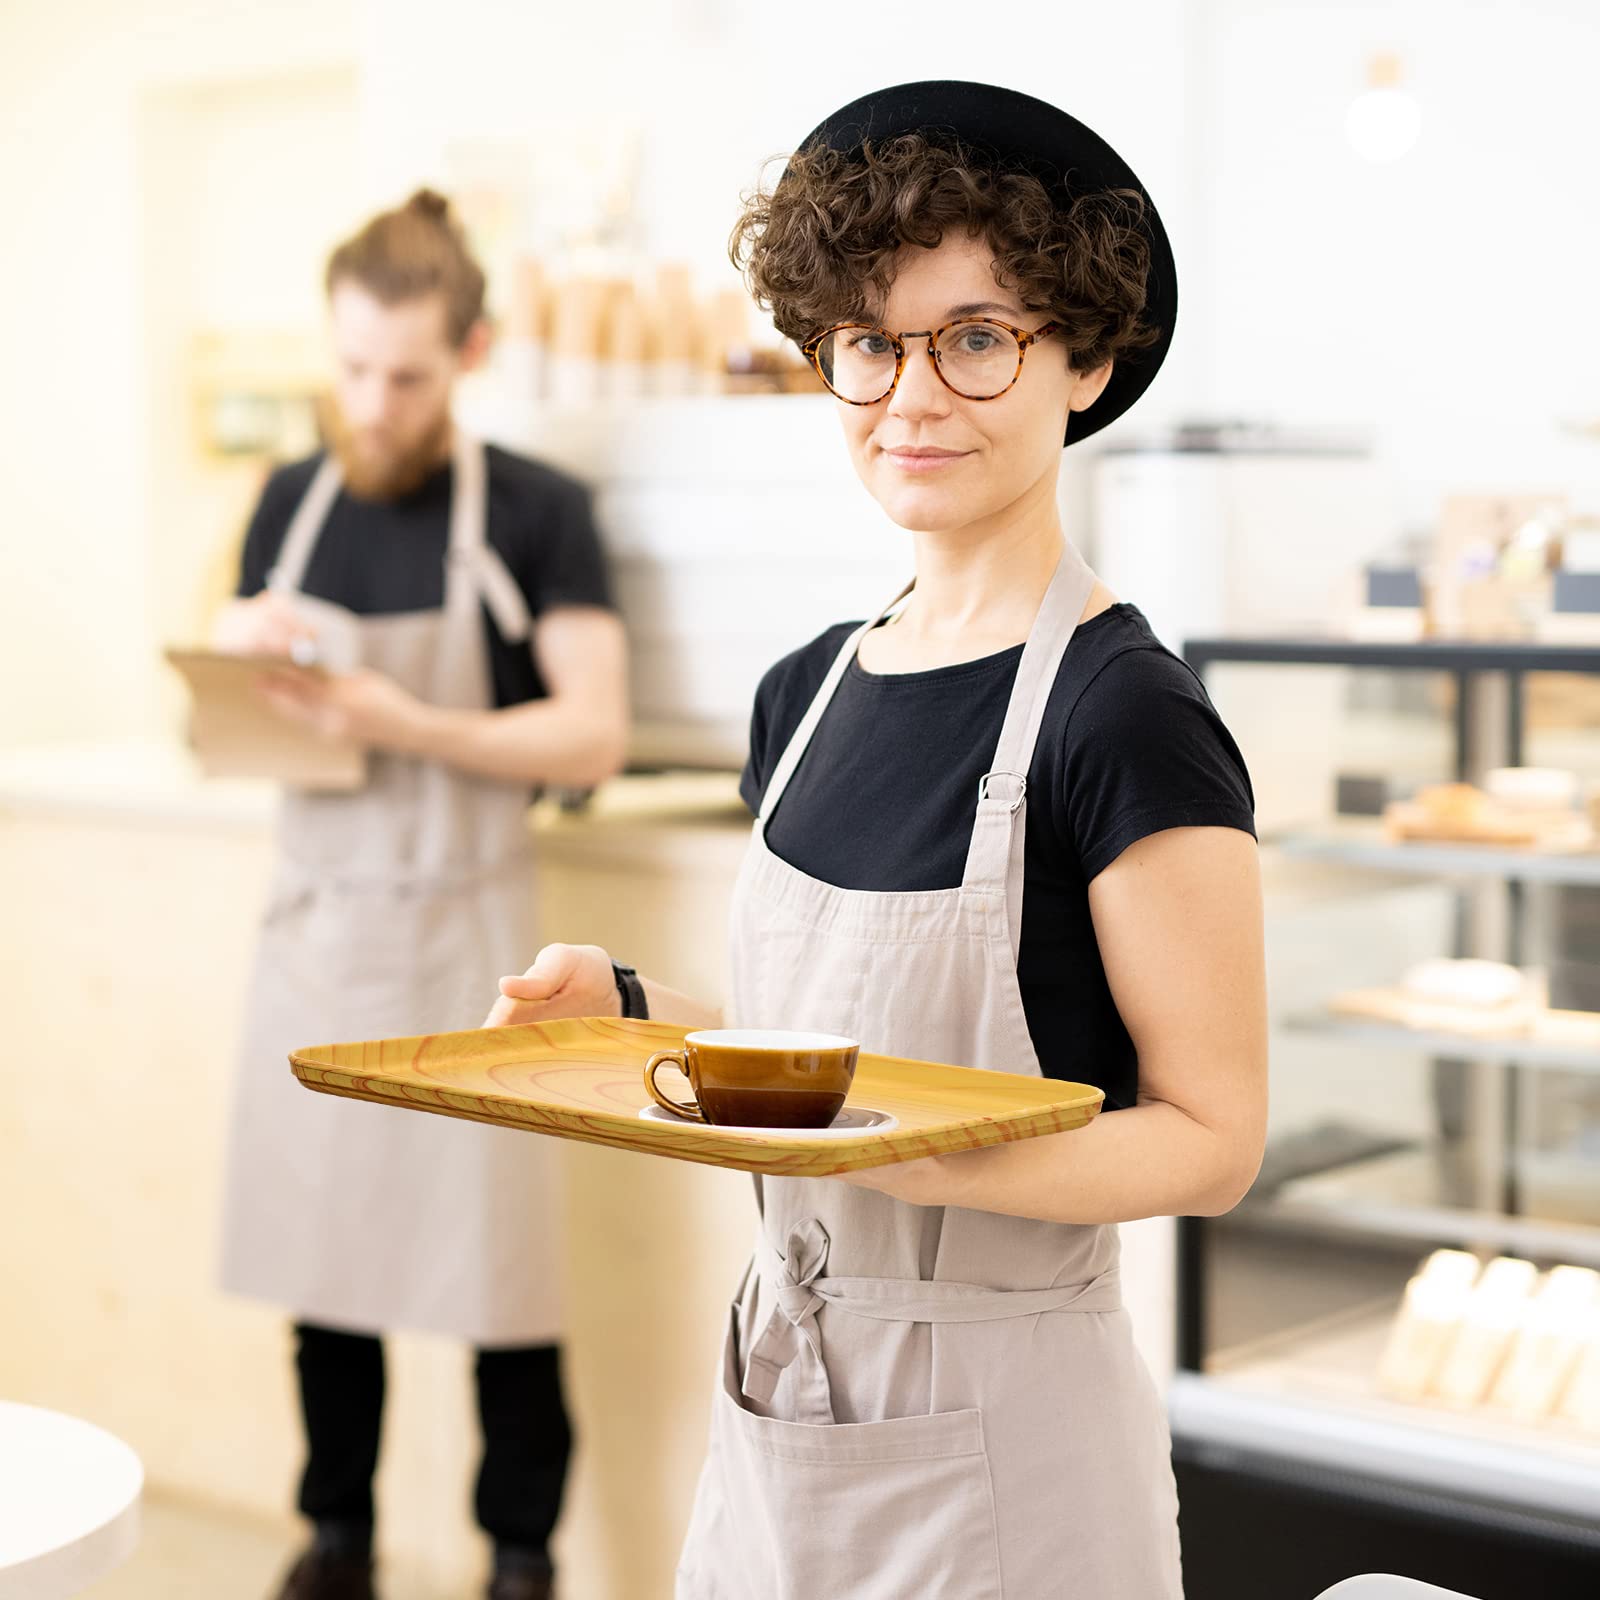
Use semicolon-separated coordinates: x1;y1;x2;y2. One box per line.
212;189;626;1600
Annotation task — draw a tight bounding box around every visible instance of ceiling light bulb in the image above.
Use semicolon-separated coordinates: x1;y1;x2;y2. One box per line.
1346;52;1422;162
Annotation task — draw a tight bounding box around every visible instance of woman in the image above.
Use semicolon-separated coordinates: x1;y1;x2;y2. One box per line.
489;81;1267;1598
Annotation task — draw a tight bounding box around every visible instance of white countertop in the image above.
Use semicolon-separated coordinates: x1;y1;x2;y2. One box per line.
0;739;751;845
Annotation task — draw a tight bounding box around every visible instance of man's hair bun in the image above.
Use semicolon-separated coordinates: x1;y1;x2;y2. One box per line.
405;188;452;225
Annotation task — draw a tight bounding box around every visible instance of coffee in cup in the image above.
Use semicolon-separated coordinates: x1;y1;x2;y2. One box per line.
643;1029;859;1129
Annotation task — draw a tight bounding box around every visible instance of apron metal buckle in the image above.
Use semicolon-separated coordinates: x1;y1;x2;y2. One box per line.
978;770;1028;813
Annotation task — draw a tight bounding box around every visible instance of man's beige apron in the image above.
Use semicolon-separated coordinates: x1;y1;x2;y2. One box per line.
677;542;1184;1598
218;433;564;1347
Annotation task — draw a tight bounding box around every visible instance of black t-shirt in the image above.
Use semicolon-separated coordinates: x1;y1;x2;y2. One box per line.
236;445;614;708
739;603;1258;1110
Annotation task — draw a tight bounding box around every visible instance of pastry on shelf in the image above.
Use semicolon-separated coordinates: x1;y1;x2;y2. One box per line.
1429;1255;1539;1408
1376;1249;1483;1401
1378;1252;1600;1428
1329;958;1543;1037
1402;957;1528;1009
1383;771;1594;851
1555;1302;1600;1433
1487;1265;1600;1420
1483;766;1581;812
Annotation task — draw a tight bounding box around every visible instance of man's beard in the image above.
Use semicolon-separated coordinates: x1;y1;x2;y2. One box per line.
327;404;452;502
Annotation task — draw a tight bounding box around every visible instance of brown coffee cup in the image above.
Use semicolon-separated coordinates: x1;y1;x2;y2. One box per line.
643;1029;859;1129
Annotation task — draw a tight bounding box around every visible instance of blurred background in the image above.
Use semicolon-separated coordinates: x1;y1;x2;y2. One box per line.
3;2;1600;1597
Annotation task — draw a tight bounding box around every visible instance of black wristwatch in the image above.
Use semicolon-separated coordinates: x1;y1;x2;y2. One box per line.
612;960;648;1020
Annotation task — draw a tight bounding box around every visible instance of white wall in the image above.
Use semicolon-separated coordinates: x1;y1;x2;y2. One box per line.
0;0;358;748
356;0;1194;316
1194;0;1600;523
139;64;362;698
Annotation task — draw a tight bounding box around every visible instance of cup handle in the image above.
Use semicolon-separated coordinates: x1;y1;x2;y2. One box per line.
644;1050;705;1122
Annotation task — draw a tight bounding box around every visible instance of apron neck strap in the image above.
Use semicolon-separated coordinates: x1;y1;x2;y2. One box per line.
976;541;1097;806
446;428;486;560
960;542;1098;959
446;434;534;646
757;579;914;826
266;454;344;595
432;429;496;709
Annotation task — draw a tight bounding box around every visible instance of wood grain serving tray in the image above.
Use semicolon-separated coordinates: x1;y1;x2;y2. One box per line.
289;1017;1103;1178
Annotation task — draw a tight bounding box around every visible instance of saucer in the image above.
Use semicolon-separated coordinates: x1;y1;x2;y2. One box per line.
637;1104;899;1137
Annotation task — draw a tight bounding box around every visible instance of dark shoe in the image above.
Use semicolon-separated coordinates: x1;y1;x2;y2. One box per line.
487;1571;552;1600
272;1548;377;1600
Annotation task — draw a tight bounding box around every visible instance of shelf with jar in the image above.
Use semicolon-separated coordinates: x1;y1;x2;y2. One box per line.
491;257;823;407
1168;631;1600;1598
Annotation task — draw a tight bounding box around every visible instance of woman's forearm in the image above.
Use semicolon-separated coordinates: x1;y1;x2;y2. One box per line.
638;977;723;1032
850;1095;1261;1224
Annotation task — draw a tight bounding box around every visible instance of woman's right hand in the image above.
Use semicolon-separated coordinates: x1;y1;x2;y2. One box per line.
484;943;618;1027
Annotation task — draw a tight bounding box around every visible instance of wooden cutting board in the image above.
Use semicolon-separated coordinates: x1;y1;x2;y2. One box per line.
290;1017;1104;1177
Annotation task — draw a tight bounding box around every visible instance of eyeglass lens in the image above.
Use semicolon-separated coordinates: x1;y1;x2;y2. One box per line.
814;321;1024;403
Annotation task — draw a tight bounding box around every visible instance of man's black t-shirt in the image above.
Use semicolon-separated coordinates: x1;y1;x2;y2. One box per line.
236;445;614;708
739;603;1258;1109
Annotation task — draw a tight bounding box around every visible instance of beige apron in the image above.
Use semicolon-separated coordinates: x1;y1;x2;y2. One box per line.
676;542;1184;1598
218;433;564;1346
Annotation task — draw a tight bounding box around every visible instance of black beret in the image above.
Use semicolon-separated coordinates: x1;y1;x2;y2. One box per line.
793;80;1177;445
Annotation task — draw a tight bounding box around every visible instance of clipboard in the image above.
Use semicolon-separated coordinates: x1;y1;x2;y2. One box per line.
165;648;367;791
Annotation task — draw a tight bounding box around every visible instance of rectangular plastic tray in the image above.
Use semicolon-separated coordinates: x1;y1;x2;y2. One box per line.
290;1017;1104;1178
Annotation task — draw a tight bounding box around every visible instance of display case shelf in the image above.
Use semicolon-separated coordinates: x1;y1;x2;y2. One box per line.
1184;634;1600;676
1170;1348;1600;1526
1238;1130;1600;1265
1176;631;1600;1596
1280;1010;1600;1074
1273;821;1600;887
1239;1183;1600;1273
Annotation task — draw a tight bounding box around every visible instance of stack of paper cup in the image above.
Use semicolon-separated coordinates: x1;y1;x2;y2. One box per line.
650;264;700;397
547;279;610;406
500;259;549;404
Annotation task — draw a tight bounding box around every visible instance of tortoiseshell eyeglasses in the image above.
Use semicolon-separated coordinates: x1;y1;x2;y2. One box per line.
801;317;1063;405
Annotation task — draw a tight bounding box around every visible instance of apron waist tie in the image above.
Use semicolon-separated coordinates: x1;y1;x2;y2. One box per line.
742;1217;1123;1425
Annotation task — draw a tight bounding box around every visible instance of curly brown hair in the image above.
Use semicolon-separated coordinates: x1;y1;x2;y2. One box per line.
729;133;1158;375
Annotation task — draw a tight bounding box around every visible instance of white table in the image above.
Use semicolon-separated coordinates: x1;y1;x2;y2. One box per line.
0;1403;142;1598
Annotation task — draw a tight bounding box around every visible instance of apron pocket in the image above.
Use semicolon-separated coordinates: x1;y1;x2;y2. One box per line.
692;1311;1004;1600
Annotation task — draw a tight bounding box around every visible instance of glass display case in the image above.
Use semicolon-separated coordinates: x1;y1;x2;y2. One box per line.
1171;635;1600;1600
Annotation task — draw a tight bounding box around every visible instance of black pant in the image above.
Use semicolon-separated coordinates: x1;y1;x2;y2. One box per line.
293;1322;573;1559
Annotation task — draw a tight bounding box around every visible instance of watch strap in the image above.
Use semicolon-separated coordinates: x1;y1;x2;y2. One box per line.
612;960;648;1020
